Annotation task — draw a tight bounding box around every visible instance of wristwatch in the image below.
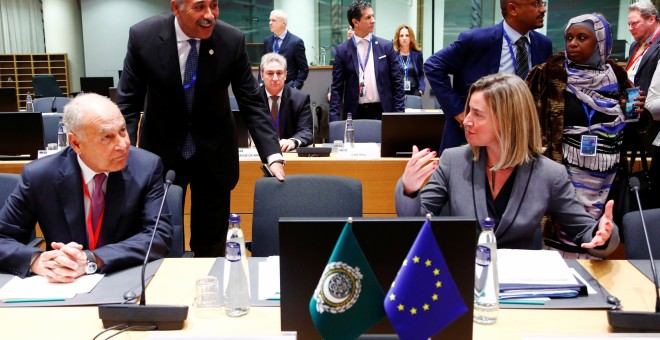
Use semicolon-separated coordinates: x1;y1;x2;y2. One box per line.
83;250;97;275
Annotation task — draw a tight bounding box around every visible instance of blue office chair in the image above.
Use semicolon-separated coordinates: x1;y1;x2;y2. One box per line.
328;119;381;143
34;97;70;113
250;174;363;256
0;173;41;247
405;95;422;109
165;184;191;257
623;209;660;259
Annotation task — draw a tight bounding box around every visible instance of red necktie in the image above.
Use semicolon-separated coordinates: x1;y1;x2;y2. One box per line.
90;173;106;248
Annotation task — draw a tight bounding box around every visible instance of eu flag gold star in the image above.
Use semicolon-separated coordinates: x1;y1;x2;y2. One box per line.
403;259;408;266
436;280;443;288
425;259;432;267
389;293;396;301
413;256;420;263
432;294;438;301
410;307;417;315
397;304;405;311
433;268;440;275
423;304;430;311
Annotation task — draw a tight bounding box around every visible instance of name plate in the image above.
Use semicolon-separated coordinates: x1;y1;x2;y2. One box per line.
239;148;260;161
335;143;381;160
37;149;62;159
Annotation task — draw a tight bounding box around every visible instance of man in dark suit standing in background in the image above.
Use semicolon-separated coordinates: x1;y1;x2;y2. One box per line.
116;0;286;257
0;93;173;281
329;0;405;121
261;9;309;90
260;53;313;152
424;0;552;155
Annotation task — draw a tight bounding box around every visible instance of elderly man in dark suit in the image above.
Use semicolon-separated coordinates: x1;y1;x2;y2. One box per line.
116;0;285;257
0;93;173;282
260;53;312;152
329;1;405;121
425;0;552;155
261;9;309;90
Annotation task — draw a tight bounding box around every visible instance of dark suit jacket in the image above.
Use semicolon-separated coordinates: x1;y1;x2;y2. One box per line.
260;86;313;146
329;35;406;121
116;14;281;191
398;50;426;94
626;40;660;92
395;145;619;258
0;147;173;277
424;21;552;154
262;32;309;89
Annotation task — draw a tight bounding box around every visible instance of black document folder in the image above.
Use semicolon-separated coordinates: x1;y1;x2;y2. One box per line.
0;259;162;307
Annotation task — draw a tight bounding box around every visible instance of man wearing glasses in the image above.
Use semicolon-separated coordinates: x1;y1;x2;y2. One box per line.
424;0;552;155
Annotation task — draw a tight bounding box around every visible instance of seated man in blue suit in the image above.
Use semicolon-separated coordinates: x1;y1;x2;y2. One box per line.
261;9;309;90
0;93;172;283
329;1;405;121
425;0;552;155
260;53;313;152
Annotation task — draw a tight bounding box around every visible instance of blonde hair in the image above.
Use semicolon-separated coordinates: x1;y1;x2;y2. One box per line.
393;24;421;52
465;73;542;169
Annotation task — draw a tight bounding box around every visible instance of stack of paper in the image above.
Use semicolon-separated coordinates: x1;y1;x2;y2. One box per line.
497;249;585;300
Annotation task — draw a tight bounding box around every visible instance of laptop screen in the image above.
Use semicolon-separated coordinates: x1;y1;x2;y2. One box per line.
0;88;18;112
0;111;45;160
279;217;477;339
381;111;445;157
80;77;114;98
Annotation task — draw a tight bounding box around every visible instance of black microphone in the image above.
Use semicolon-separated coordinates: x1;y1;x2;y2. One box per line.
296;106;331;157
51;97;57;113
608;176;660;331
98;170;188;331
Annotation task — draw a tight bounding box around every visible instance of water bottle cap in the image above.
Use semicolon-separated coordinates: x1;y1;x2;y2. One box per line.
481;217;495;229
228;213;241;223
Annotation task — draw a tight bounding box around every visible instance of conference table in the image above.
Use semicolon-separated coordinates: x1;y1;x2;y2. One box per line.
0;259;655;339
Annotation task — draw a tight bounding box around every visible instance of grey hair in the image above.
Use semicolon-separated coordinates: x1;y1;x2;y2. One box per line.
173;0;184;11
63;93;117;141
260;52;287;71
271;9;288;25
629;1;659;21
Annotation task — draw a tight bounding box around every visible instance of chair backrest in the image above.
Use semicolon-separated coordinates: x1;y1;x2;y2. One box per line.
623;209;660;259
0;173;36;244
251;174;363;256
165;184;185;258
41;113;63;145
33;97;70;113
405;95;422;109
328;119;382;143
32;75;64;98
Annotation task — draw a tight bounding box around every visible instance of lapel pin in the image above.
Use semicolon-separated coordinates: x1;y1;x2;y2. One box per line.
209;49;214;55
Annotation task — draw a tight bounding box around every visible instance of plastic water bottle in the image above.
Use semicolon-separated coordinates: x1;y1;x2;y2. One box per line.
474;217;498;324
320;47;327;66
223;213;250;317
344;112;355;148
57;117;67;149
25;92;34;112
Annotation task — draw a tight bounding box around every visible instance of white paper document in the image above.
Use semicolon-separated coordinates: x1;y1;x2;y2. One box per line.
0;273;103;301
498;249;578;285
257;256;280;301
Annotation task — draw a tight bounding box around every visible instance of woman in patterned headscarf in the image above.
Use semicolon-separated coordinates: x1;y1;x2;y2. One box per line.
527;13;641;220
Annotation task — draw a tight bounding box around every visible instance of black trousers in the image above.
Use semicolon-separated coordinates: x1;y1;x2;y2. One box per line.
171;153;229;257
356;102;383;120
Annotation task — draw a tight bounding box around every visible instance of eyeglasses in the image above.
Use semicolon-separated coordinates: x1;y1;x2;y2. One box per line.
530;1;547;8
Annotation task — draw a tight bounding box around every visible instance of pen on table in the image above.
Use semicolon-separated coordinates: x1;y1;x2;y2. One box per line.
3;298;66;303
499;299;545;305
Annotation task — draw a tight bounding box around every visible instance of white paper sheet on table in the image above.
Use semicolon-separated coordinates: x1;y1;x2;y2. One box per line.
0;273;103;300
258;256;280;301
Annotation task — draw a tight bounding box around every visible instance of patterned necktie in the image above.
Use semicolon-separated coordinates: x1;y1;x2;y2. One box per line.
270;95;280;137
274;37;281;53
515;36;529;79
90;173;106;249
361;39;374;100
182;39;198;159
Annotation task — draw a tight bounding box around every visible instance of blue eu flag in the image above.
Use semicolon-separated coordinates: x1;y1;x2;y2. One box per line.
384;220;467;339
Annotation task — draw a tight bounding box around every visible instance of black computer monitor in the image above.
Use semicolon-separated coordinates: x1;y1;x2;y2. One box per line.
381;111;445;157
279;217;477;340
0;88;18;112
80;77;114;97
0;111;45;160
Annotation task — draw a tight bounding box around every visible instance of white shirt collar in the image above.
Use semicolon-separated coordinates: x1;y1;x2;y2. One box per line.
266;87;284;98
503;20;531;44
275;29;288;41
354;33;373;44
76;155;109;186
174;17;198;43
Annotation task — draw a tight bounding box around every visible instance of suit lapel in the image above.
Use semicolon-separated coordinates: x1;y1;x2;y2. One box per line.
496;159;534;237
55;151;86;246
103;169;130;245
279;86;291;133
372;37;382;79
279;34;290;52
195;30;220;113
626;41;639;69
638;42;660;72
486;23;505;74
159;17;187;113
472;153;489;223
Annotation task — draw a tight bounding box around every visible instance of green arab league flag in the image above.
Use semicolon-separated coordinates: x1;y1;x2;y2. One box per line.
309;222;385;339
